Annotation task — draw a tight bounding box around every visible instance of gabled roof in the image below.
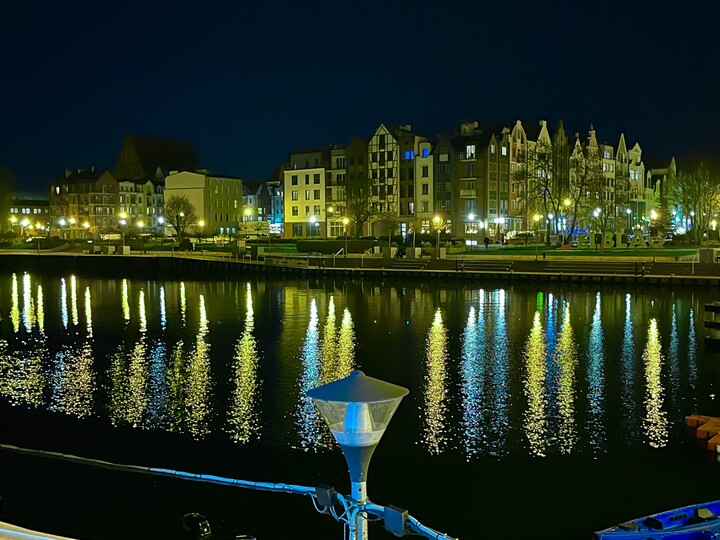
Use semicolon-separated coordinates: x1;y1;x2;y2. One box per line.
54;168;111;184
114;135;199;180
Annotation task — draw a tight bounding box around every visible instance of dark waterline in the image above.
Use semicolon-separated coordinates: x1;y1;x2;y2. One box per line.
1;271;720;540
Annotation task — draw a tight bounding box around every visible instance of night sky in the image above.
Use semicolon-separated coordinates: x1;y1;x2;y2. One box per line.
1;1;717;192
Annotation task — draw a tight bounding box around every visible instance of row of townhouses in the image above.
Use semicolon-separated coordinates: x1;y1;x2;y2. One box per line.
279;120;673;242
7;121;675;241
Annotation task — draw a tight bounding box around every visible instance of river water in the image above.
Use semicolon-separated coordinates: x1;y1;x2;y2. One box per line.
1;271;720;539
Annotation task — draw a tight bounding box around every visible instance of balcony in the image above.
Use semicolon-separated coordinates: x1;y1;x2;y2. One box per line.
459;190;477;198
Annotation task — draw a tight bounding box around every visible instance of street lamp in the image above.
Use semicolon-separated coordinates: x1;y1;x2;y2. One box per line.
533;214;541;260
468;213;476;251
136;220;145;252
593;209;601;253
309;215;317;238
307;370;409;540
433;215;442;258
83;221;90;240
326;206;334;239
650;209;659;261
119;212;128;247
343;217;349;257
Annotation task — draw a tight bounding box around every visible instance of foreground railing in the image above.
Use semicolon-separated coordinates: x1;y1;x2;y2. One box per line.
0;443;458;539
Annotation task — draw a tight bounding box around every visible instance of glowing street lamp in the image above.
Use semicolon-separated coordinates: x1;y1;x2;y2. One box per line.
326;206;334;239
343;217;349;257
307;371;408;540
533;214;541;260
433;215;442;258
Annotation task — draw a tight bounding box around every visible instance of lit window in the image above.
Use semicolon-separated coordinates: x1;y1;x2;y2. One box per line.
491;145;496;154
501;146;507;156
466;145;475;159
422;148;429;158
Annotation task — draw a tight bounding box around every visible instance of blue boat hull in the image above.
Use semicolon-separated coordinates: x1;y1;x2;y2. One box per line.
594;500;720;539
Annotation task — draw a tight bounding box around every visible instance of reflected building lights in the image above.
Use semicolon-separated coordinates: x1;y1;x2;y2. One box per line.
60;277;68;329
423;308;449;455
336;308;355;378
296;298;330;450
620;293;638;441
85;287;93;338
160;286;167;330
488;289;510;457
523;311;547;457
22;273;35;333
688;308;698;412
122;279;130;322
460;305;484;459
586;292;606;453
70;275;79;327
554;302;577;454
320;296;338;383
185;294;212;439
643;319;668;448
228;283;261;444
11;273;19;334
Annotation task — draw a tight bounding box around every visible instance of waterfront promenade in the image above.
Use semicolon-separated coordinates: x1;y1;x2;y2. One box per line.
2;248;720;287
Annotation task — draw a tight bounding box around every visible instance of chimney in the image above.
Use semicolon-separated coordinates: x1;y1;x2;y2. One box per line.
65;169;73;178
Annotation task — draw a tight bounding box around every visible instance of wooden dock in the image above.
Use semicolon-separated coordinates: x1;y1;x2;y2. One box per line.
686;415;720;452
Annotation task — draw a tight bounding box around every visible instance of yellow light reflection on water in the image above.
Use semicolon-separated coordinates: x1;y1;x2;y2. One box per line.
159;286;167;330
523;311;547;457
320;296;338;384
84;287;93;337
554;303;577;454
336;308;355;378
22;273;35;333
10;273;19;334
60;278;68;329
122;279;130;322
51;343;95;418
423;308;448;455
70;275;79;326
643;319;668;448
228;283;261;444
185;294;212;439
37;284;44;333
180;282;186;325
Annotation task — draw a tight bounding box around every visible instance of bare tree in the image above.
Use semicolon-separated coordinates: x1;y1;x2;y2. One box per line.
165;194;198;243
345;175;375;238
673;161;720;245
582;147;615;253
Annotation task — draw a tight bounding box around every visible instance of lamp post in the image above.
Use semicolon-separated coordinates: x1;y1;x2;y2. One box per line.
625;207;632;233
326;206;334;239
136;220;145;252
307;370;409;540
198;220;205;246
343;217;349;257
593;209;601;253
468;213;476;251
83;221;90;240
650;209;658;261
433;215;441;258
533;214;541;260
547;213;554;244
309;215;317;238
119;212;128;247
563;198;572;242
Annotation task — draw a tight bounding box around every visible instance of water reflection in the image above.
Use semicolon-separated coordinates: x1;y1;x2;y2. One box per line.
228;283;261;444
523;311;547;457
295;299;327;450
620;293;638;442
586;292;606;454
460;303;484;460
553;302;577;454
423;308;449;455
642;319;668;448
0;274;712;458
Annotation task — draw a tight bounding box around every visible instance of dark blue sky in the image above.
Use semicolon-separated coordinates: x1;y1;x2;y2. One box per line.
1;1;717;192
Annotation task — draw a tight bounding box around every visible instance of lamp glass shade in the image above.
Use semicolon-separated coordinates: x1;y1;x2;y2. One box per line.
312;398;403;447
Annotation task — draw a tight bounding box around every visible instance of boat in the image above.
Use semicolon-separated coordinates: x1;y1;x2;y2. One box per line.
594;500;720;539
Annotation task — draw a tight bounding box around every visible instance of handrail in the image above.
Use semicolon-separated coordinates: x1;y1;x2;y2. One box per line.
332;248;343;266
0;443;458;540
361;248;373;268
